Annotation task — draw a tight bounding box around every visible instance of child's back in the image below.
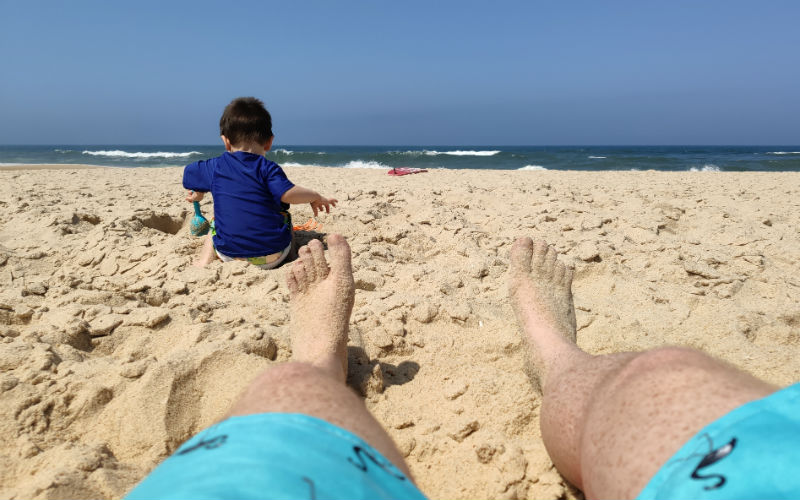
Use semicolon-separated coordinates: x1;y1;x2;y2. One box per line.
184;97;337;269
184;150;294;258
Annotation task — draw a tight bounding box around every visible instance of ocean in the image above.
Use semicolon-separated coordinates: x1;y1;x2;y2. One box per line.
1;145;800;172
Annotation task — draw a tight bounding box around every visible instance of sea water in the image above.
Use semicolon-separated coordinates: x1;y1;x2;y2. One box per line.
1;145;799;172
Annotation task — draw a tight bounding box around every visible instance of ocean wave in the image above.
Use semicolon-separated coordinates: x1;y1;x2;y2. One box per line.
387;150;425;156
588;156;606;159
519;165;547;171
272;150;327;156
54;149;74;153
342;160;389;169
689;164;721;172
283;160;390;169
424;150;501;157
282;162;320;168
81;150;201;159
766;151;800;155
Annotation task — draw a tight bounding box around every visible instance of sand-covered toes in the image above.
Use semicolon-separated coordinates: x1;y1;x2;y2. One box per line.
508;237;579;388
509;238;577;342
287;235;355;381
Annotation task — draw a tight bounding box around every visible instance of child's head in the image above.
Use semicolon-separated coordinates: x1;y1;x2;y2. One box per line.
219;97;273;149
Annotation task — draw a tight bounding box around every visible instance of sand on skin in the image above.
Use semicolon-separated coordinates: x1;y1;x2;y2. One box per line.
0;164;798;499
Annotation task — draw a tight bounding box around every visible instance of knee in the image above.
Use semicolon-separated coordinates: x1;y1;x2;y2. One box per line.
230;362;358;418
608;346;713;389
249;362;358;400
249;362;330;389
629;346;708;370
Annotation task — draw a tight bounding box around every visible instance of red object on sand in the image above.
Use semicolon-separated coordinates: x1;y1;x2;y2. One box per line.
388;167;428;176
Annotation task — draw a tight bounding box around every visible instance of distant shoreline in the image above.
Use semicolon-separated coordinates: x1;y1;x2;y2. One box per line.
2;163;799;176
2;146;800;172
0;163;103;171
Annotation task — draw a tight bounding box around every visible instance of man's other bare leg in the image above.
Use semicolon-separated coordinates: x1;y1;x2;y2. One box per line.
509;237;777;499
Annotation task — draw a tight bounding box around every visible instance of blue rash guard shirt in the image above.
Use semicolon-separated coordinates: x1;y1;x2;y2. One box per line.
183;151;295;258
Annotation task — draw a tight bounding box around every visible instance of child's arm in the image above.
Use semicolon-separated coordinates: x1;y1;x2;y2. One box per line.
281;185;338;216
183;159;213;202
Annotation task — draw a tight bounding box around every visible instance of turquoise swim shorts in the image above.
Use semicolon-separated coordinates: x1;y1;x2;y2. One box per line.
126;413;427;500
637;382;800;499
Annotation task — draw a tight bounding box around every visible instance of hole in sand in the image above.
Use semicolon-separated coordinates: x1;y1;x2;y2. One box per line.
137;212;185;235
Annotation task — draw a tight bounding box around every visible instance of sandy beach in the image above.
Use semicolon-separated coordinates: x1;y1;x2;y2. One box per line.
1;164;798;499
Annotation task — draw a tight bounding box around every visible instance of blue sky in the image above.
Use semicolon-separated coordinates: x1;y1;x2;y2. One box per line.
1;0;798;145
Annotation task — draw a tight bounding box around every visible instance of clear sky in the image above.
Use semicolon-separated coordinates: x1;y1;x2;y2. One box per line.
1;0;798;145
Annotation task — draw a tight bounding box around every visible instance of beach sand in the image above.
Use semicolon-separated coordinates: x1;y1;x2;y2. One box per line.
1;165;798;499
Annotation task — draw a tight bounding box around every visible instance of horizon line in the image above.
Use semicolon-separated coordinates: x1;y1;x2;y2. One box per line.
2;143;799;148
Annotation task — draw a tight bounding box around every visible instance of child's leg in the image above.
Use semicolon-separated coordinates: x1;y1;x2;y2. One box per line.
193;234;217;267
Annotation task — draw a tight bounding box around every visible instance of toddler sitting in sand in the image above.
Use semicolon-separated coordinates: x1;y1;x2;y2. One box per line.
184;97;337;269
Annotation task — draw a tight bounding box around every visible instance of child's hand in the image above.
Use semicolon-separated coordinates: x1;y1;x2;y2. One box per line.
310;197;338;216
186;190;204;202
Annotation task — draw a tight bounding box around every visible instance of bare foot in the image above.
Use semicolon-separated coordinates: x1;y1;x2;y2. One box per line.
286;234;355;382
508;237;579;388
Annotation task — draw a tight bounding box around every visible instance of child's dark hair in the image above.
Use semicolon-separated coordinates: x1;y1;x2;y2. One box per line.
219;97;273;146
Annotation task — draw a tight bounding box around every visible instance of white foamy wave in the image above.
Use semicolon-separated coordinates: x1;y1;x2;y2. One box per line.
82;150;200;159
518;165;547;171
388;150;425;156
342;160;389;169
272;148;294;155
424;150;501;157
689;164;721;172
282;162;323;168
54;148;74;153
766;151;800;155
588;156;606;159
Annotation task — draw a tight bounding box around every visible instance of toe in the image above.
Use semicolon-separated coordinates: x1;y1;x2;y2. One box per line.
286;268;299;296
563;265;575;288
510;237;533;274
531;240;549;269
543;245;558;278
553;261;566;283
291;260;308;293
299;245;316;282
308;239;329;281
327;234;353;276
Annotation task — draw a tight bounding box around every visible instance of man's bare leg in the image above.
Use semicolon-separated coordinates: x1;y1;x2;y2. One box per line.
193;234;216;267
226;235;412;478
509;237;778;499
